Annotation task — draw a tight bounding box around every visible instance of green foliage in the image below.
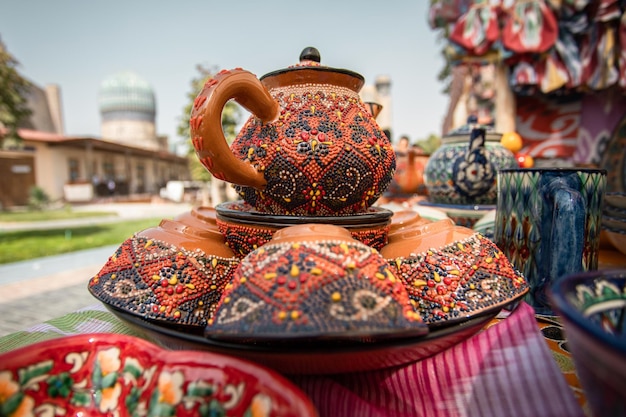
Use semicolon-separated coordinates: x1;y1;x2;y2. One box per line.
28;186;50;211
177;65;242;181
0;40;32;147
414;134;442;155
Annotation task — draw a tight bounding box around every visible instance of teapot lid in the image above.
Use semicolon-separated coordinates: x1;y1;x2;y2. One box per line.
260;47;365;92
445;115;497;137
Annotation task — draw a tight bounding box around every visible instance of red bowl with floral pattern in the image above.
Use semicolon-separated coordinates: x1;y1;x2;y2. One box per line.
0;334;317;417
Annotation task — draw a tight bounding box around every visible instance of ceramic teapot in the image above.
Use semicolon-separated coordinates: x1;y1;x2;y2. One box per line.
423;117;517;205
190;47;396;216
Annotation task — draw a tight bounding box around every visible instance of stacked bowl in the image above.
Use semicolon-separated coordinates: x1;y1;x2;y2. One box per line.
602;192;626;255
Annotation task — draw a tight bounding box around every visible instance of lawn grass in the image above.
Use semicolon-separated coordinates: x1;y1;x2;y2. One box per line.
0;218;162;264
0;209;117;222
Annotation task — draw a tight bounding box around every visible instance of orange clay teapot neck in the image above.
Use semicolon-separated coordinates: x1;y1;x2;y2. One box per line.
260;46;365;92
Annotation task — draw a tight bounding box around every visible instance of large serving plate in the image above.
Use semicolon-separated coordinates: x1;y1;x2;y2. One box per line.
0;333;317;417
105;304;502;375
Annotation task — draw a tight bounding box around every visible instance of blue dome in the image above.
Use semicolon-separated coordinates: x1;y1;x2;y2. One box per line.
98;71;156;117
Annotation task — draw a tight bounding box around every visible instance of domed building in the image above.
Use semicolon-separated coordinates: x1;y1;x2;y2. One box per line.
98;71;166;151
0;70;189;207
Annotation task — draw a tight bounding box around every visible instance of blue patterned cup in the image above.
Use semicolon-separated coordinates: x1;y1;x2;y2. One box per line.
494;168;606;315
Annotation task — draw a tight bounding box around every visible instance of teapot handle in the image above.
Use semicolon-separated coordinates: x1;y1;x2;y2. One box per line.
190;68;279;189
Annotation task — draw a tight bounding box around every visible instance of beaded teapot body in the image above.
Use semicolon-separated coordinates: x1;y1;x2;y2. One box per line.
191;47;395;216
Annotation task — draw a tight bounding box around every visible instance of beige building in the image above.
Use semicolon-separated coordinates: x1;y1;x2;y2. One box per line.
0;72;189;208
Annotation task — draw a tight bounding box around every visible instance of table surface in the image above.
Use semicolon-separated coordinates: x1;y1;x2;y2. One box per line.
0;301;592;417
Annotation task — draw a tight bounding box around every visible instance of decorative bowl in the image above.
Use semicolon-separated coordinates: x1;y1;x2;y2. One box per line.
0;333;317;416
381;219;529;326
417;201;496;228
377;201;450;222
602;215;626;232
215;201;392;256
88;232;239;329
207;224;426;342
605;192;626;210
603;203;626;219
472;209;496;241
549;270;626;417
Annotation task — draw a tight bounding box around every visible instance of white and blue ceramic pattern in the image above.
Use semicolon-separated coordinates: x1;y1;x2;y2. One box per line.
424;128;516;205
550;270;626;417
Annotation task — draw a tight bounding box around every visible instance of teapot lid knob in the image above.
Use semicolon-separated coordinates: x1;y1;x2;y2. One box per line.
299;47;321;63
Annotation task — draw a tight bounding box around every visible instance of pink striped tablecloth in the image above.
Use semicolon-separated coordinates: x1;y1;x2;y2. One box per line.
290;302;584;417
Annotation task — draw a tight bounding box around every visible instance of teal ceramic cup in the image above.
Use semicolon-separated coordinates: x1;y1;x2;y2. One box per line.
494;168;606;315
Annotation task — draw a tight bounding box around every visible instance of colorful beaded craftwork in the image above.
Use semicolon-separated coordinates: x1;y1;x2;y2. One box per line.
208;240;424;339
349;225;390;252
88;236;239;327
216;218;390;258
192;73;396;216
387;233;529;324
216;218;275;258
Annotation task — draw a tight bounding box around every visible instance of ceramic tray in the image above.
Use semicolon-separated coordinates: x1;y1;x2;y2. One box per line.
106;304;504;375
0;333;317;417
216;201;393;227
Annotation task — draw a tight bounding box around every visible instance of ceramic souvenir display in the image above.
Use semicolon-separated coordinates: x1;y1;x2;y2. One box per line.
381;219;529;325
418;201;495;228
387;210;431;241
600;114;626;193
88;217;239;328
0;333;317;417
549;270;626;417
392;148;430;196
472;209;496;241
215;200;392;257
206;224;426;341
423;118;517;205
605;191;626;209
495;168;607;314
173;205;220;232
190;47;396;216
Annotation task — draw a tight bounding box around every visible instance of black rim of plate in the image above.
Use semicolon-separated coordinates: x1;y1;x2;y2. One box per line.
215;202;393;228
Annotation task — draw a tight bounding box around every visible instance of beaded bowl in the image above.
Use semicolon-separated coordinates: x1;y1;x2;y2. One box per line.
215;200;392;257
549;270;626;417
88;218;239;330
206;224;427;343
381;219;529;326
0;333;317;416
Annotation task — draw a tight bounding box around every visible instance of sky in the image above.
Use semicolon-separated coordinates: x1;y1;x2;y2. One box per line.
0;1;449;150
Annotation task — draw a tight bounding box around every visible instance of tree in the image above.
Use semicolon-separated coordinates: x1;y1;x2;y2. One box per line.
0;39;32;148
177;64;242;181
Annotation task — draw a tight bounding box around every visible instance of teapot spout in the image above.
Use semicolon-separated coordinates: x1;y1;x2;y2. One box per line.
364;102;383;119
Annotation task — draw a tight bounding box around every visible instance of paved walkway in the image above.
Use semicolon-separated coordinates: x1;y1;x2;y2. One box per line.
0;202;192;337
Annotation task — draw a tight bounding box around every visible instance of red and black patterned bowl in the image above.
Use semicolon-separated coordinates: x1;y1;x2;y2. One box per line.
207;224;427;343
215;200;392;257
